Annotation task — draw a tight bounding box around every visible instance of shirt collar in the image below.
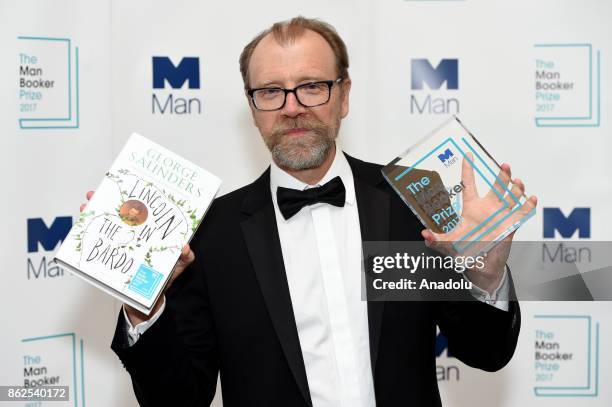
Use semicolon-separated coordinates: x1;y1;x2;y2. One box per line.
270;143;356;207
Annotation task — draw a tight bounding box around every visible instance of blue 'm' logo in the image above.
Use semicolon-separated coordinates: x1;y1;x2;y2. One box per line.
152;56;200;89
27;217;72;253
411;59;458;90
437;148;454;163
543;207;591;238
435;333;452;357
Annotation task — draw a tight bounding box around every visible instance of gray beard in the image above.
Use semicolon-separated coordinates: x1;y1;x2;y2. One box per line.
267;116;340;171
271;134;334;170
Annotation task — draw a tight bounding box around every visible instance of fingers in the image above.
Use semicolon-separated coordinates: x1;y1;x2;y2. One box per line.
487;163;511;200
460;153;478;201
421;229;440;253
507;178;525;203
422;228;447;246
519;195;538;216
80;191;94;213
168;245;195;287
422;228;457;256
510;194;538;220
421;229;436;245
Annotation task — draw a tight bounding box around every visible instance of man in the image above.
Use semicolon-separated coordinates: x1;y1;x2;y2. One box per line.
102;16;537;406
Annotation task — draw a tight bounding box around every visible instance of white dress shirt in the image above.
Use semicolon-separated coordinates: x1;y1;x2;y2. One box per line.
268;145;375;407
124;145;510;407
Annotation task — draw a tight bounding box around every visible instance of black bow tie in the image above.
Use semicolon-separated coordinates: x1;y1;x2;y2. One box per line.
277;176;346;220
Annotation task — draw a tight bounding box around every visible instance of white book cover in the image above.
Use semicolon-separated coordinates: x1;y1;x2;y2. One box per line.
55;133;221;314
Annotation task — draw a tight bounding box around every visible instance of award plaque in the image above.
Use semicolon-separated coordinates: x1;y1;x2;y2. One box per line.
382;116;535;254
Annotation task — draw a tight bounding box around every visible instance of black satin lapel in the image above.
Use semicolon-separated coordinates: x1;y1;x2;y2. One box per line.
240;202;312;407
353;177;390;374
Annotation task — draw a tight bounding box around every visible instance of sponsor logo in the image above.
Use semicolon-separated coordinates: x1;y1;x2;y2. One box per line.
17;36;80;129
533;315;599;397
410;58;459;115
436;332;460;382
153;56;200;89
437;148;458;168
542;208;591;264
151;56;202;115
26;217;72;279
412;59;458;90
534;43;600;127
543;207;590;239
22;332;86;404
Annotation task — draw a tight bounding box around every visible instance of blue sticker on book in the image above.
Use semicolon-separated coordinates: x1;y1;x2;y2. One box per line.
128;264;163;299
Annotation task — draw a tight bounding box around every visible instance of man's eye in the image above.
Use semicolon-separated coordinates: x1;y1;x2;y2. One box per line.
258;89;283;99
301;83;326;94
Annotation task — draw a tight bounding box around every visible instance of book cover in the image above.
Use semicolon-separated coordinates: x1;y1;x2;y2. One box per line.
54;133;221;314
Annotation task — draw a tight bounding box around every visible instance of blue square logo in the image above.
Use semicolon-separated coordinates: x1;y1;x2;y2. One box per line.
128;264;163;299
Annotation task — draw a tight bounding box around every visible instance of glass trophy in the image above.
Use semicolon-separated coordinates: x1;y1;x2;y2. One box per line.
382;116;535;254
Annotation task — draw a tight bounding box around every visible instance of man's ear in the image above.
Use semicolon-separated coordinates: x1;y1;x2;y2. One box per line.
340;77;352;118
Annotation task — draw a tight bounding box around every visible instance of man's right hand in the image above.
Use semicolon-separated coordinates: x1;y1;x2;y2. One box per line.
80;191;196;326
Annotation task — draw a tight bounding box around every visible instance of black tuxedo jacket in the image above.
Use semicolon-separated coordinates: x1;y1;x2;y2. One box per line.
112;154;520;407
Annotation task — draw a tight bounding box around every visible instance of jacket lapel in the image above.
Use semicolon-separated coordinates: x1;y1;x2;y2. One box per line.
240;169;312;407
346;153;391;374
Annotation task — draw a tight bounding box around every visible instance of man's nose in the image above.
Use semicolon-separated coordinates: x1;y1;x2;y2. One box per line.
281;91;306;117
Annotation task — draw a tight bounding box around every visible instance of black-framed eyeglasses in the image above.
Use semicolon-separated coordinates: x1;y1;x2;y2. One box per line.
247;77;344;111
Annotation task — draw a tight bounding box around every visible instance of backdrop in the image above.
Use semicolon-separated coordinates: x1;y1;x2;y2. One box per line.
1;0;610;406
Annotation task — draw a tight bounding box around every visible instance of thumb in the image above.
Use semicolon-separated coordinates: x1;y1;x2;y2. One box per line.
176;244;195;270
170;245;195;283
421;229;441;245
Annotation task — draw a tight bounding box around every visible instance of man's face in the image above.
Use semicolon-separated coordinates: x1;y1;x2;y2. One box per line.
247;29;351;170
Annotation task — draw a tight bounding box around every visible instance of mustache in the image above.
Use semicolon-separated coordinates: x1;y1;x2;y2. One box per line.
272;117;328;137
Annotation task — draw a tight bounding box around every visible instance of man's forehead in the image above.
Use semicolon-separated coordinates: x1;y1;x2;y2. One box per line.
248;29;337;86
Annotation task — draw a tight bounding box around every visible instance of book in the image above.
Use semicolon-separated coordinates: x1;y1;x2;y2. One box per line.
54;133;221;314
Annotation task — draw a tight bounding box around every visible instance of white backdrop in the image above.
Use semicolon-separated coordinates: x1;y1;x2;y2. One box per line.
1;0;610;406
